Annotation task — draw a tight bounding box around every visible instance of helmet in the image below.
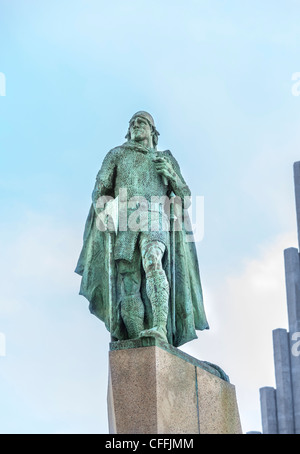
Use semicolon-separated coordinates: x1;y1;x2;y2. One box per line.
125;111;160;147
129;111;156;128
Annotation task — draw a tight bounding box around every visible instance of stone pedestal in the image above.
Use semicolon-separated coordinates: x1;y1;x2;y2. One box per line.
107;339;242;434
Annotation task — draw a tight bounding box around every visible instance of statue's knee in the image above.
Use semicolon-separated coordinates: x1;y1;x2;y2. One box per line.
143;250;163;274
141;240;165;274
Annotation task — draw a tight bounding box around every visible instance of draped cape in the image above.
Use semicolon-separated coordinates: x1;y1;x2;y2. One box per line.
75;143;209;347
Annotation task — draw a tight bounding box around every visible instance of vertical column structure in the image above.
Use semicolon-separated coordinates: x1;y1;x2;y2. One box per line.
259;387;278;434
294;162;300;253
272;328;294;433
286;161;300;434
259;162;300;434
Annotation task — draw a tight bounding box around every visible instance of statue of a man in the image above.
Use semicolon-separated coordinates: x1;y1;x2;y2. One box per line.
75;111;209;347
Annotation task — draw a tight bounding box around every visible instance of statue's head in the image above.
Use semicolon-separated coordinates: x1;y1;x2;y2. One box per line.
125;111;160;149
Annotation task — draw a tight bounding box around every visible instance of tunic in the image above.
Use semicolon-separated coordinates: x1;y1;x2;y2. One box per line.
75;141;209;347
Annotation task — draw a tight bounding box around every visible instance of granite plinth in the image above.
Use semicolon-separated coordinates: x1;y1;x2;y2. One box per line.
107;340;242;434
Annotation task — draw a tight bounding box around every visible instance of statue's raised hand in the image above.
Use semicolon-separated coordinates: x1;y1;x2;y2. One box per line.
153;156;177;184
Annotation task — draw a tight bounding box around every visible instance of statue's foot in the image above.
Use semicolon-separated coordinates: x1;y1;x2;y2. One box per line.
139;326;168;343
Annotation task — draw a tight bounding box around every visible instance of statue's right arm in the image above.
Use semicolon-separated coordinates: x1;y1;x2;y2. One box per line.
92;149;117;212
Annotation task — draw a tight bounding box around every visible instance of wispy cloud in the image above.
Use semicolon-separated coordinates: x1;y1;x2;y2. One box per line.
182;231;297;433
0;212;110;433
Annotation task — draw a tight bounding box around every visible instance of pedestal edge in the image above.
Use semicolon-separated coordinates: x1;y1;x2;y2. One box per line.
109;338;230;382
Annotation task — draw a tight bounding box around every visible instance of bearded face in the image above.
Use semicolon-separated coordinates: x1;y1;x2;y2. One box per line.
129;116;152;145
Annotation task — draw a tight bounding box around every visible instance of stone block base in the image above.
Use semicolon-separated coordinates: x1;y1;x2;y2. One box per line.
107;339;242;434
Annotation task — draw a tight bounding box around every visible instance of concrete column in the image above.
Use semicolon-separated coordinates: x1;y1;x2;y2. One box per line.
273;328;294;433
284;248;300;334
293;162;300;252
284;247;300;434
289;331;300;434
259;387;278;434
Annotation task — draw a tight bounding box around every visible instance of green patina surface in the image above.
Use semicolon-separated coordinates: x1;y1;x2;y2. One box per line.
75;111;209;348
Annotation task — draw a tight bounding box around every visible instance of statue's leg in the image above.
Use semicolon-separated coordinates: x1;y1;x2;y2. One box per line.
117;257;145;340
139;236;169;343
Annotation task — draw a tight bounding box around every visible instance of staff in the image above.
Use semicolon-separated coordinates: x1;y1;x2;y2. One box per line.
170;196;176;343
104;197;119;342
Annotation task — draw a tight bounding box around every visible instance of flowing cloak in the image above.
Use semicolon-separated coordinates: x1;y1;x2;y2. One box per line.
75;145;209;348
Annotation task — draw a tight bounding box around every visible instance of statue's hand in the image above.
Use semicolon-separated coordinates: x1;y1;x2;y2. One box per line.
153;156;177;184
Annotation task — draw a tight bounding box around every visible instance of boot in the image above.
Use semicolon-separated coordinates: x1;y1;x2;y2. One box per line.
121;293;145;339
140;270;169;343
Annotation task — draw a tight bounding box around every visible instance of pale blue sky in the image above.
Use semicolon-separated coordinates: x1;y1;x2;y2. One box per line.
1;0;300;433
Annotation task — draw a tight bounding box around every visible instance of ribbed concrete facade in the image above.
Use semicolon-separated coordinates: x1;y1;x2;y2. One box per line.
259;162;300;434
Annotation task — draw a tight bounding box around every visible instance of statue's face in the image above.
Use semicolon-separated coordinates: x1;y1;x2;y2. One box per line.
129;116;152;144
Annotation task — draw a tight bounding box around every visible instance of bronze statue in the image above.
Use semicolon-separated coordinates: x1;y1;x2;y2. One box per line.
75;111;209;347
